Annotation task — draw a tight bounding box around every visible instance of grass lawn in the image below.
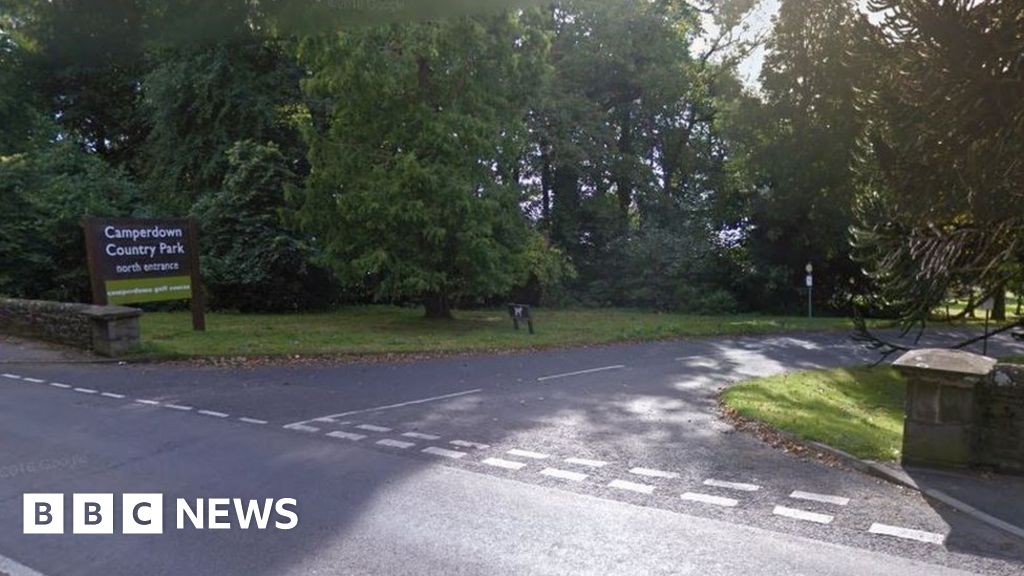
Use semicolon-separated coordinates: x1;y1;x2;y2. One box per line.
721;366;905;462
136;306;861;358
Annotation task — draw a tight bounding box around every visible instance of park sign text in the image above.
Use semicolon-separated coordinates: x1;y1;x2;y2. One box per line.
82;217;205;330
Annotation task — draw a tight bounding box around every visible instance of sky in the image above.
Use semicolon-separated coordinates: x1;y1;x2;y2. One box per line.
735;0;780;88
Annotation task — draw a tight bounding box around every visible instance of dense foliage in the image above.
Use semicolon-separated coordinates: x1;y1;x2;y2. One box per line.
1;0;1019;321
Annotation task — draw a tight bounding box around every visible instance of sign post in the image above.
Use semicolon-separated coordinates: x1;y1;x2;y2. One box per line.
507;303;534;334
82;217;205;331
805;262;813;319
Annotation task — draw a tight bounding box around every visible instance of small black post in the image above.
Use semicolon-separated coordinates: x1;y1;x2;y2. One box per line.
983;309;990;356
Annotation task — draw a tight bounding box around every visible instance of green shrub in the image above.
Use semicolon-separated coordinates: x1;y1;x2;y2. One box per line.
192;140;336;312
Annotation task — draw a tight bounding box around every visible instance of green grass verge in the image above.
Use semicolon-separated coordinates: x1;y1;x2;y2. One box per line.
136;306;861;358
721;366;905;462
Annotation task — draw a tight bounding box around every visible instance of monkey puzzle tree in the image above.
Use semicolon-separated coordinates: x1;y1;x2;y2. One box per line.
852;0;1024;327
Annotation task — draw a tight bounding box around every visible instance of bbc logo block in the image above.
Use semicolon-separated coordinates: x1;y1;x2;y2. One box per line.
23;493;163;534
23;494;296;533
23;494;64;534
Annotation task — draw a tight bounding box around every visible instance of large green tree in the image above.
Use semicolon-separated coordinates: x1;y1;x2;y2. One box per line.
722;0;875;313
294;14;548;318
852;0;1024;324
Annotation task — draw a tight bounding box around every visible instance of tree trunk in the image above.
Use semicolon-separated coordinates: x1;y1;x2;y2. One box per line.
423;292;453;319
992;284;1006;321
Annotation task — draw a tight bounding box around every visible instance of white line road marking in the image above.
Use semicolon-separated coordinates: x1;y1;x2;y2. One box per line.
789;490;850;506
773;506;834;525
703;479;760;492
238;417;268;425
286;388;482;426
49;382;72;389
23;377;45;383
135;399;160;405
507;449;549;460
537;365;625;382
164;404;193;411
402;432;441;440
868;523;945;545
197;410;228;418
0;552;50;576
629;467;679;479
1;373;22;380
376;438;416;449
72;388;98;394
100;392;125;398
355;424;392;433
540;468;587;482
284;423;320;433
422;447;466;459
565;457;609;468
450;440;490;450
483;458;527;470
608;479;655;494
327;431;366;441
681;492;739;507
312;416;341;423
675;350;762;361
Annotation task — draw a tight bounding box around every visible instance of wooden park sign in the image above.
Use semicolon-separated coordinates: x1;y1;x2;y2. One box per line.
82;217;205;330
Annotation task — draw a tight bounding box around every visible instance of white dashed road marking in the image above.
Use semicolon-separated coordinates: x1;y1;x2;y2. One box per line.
327;431;366;441
703;479;760;492
482;458;527;471
869;523;945;545
73;387;97;394
773;506;834;525
23;377;45;383
135;399;160;406
536;365;625;382
450;440;490;450
681;492;739;507
238;417;268;425
422;447;466;459
355;424;392;433
164;404;193;411
100;392;125;398
629;467;678;479
789;490;850;506
284;424;320;433
564;457;609;468
540;468;587;482
608;479;655;494
1;373;21;380
402;432;441;440
507;449;549;460
377;439;415;449
197;410;228;418
49;383;72;389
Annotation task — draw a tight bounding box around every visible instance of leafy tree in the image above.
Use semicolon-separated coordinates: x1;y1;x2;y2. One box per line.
721;0;874;313
523;0;754;308
142;37;305;213
852;0;1024;325
192;140;334;312
295;14;548;318
0;140;138;301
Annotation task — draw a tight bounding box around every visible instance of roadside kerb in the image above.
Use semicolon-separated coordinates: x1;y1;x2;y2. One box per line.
739;418;1024;542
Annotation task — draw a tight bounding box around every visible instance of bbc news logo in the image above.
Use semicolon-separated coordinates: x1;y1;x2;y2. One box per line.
23;494;298;534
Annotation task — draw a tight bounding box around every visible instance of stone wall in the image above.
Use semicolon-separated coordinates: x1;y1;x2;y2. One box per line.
976;364;1024;473
0;298;142;356
894;349;1024;474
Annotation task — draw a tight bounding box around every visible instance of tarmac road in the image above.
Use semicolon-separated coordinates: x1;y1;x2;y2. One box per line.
1;329;1022;575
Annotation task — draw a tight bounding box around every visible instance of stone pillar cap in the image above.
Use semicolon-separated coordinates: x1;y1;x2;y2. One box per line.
892;348;996;376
